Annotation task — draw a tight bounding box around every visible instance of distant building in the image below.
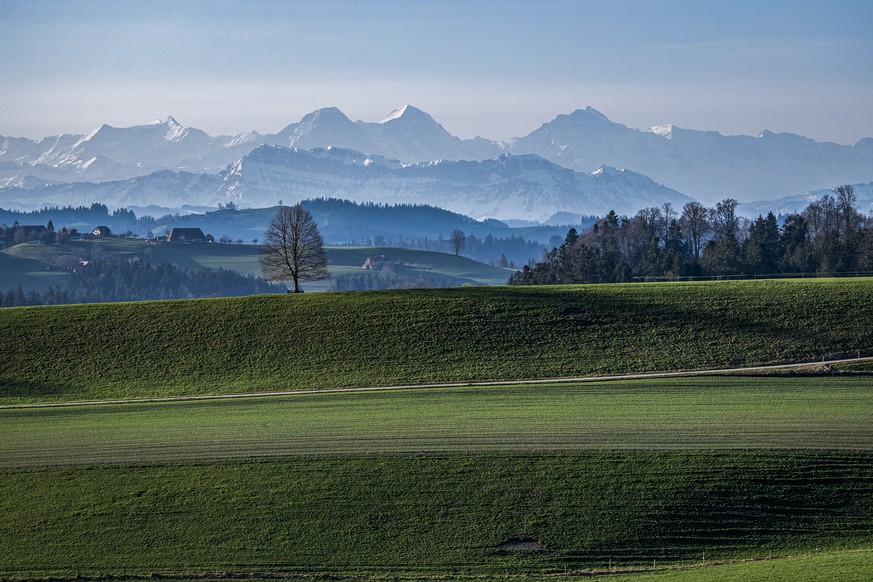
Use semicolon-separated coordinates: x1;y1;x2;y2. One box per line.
167;227;211;243
92;226;112;237
362;255;388;270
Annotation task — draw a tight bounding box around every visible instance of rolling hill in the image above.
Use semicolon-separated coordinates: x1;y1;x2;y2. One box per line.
1;280;872;579
2;278;871;404
2;240;513;294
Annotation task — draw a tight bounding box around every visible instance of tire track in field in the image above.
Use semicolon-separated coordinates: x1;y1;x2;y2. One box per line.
2;355;872;410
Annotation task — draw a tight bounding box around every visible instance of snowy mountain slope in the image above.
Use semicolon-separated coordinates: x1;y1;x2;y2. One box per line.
0;170;223;211
741;181;873;218
511;107;873;203
0;106;500;187
1;146;692;221
272;104;502;162
216;145;692;221
359;104;502;162
2;105;872;207
273;107;380;155
0;118;262;186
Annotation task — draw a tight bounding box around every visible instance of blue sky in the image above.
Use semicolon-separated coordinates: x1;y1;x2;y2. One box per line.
2;0;872;143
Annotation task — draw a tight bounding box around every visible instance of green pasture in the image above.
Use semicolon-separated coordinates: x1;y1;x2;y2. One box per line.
2;376;872;467
2;277;872;580
2;449;871;578
2;375;871;578
2;278;872;404
601;550;873;581
0;250;68;292
2;239;512;290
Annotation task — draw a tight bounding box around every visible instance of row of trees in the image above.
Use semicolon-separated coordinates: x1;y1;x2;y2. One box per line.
0;258;276;307
510;186;873;285
348;230;540;267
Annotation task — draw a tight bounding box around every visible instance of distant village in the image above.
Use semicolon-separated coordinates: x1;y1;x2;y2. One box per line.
0;222;215;247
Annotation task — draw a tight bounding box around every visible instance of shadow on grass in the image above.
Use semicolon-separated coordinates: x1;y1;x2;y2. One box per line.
0;380;87;403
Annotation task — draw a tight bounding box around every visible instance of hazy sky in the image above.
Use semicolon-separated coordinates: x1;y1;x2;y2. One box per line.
2;0;872;143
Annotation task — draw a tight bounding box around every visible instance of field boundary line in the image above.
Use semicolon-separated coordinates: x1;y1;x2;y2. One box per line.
3;355;872;410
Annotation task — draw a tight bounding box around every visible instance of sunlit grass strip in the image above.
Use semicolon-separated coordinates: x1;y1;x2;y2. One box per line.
2;376;871;467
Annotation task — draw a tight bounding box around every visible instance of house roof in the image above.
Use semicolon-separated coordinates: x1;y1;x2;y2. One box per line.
167;227;206;242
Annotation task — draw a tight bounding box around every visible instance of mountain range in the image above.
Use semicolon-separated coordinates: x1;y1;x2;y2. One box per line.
0;146;692;222
3;105;871;206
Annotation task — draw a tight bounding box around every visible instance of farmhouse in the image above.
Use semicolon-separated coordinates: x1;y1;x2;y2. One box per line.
362;255;388;269
167;228;213;243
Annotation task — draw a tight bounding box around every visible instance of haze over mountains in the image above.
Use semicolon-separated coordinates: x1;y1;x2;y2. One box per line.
2;105;872;219
0;146;691;222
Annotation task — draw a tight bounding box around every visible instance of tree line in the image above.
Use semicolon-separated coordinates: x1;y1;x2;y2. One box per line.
509;186;873;285
352;231;542;268
0;256;276;308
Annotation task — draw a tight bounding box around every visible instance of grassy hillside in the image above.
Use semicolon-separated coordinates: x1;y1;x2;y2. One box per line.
615;551;873;582
0;377;873;580
2;280;872;579
2;450;870;578
3;376;871;578
2;239;513;290
0;250;68;292
1;278;872;404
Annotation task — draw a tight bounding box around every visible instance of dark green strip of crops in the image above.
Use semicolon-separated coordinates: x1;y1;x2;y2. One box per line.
1;377;871;467
2;279;873;404
1;451;871;578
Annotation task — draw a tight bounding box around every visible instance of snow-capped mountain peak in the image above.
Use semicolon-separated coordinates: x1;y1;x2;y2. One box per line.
591;165;623;176
301;107;352;124
649;124;673;139
3;105;873;207
162;117;187;141
379;104;433;124
567;106;611;122
380;105;413;123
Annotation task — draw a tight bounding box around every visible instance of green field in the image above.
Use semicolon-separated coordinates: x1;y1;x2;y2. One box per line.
1;278;871;404
602;551;873;582
2;376;872;579
2;280;872;580
2;239;513;290
0;249;69;292
2;449;871;578
2;377;871;466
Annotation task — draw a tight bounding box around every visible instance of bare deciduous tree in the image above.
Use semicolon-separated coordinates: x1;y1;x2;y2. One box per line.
680;201;711;259
260;204;328;293
450;229;466;256
835;184;859;238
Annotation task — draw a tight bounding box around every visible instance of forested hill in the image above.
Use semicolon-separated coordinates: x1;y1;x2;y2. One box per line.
0;199;589;245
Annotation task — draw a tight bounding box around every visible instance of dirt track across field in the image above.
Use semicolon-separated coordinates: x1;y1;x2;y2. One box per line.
3;355;871;411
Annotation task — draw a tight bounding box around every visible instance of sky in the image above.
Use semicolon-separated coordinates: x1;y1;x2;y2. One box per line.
2;0;872;144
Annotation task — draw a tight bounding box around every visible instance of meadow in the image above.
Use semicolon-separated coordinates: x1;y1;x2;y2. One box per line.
2;239;513;290
2;377;872;466
2;279;872;580
1;278;872;404
1;378;872;578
